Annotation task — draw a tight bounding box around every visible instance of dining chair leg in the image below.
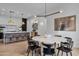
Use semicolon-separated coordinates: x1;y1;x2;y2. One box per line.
32;50;33;56
27;49;30;56
61;51;63;56
36;48;41;56
43;53;45;56
58;44;59;47
39;50;41;56
54;52;56;56
66;52;68;56
57;50;60;56
54;42;56;48
70;51;72;56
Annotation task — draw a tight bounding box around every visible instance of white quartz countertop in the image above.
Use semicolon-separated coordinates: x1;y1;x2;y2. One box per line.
3;31;27;33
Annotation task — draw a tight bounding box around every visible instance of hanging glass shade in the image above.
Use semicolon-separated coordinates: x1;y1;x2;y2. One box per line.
8;10;15;25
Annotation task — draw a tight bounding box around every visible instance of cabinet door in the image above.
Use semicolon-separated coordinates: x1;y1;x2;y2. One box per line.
0;32;3;39
22;18;27;31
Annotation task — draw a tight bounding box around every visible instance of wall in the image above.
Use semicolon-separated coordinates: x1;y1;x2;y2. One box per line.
0;15;22;31
46;4;79;48
27;17;47;36
27;3;79;48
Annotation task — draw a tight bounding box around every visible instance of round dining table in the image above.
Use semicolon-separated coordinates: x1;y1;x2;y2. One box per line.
32;36;67;56
32;36;66;44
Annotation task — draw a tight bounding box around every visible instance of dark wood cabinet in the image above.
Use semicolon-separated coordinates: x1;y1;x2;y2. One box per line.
0;32;3;39
22;18;27;31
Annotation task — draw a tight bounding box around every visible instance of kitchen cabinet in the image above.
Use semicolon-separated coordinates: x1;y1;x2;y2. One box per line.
3;32;29;43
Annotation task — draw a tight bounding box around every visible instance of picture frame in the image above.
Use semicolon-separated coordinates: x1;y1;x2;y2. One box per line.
54;15;76;31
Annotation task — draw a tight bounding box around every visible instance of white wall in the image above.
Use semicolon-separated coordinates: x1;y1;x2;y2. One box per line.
27;17;47;36
46;4;79;48
0;16;22;31
27;3;79;48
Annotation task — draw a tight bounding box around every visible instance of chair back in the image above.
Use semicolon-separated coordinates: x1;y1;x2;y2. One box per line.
70;41;74;48
28;40;35;46
60;41;74;49
54;35;62;37
34;41;39;46
42;42;56;55
64;37;72;42
64;37;74;48
42;42;52;48
42;42;56;49
27;34;33;42
28;40;39;47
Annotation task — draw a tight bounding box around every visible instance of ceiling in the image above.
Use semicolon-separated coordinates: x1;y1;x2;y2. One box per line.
0;3;79;18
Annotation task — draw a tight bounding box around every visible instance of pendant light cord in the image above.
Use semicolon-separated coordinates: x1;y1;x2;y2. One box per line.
45;1;46;17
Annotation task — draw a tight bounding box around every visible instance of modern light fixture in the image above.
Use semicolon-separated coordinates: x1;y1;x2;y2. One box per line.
36;3;63;17
36;10;63;17
8;10;15;25
34;15;37;18
59;11;63;13
27;3;63;19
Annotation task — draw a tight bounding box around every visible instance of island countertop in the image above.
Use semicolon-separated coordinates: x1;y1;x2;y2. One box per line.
3;31;27;34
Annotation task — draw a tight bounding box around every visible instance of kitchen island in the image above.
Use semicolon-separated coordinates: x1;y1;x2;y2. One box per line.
3;31;29;43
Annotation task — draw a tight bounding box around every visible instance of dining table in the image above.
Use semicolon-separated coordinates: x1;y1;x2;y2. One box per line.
32;36;67;44
32;36;67;55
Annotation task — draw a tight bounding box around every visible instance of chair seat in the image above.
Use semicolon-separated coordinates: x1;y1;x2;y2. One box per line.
57;46;72;52
62;42;69;44
35;45;41;48
28;46;35;50
42;43;53;48
43;48;55;55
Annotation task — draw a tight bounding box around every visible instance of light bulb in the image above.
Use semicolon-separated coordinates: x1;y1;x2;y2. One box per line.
59;11;63;13
34;16;37;18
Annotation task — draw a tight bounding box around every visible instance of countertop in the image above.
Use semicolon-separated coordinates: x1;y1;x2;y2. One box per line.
3;31;27;33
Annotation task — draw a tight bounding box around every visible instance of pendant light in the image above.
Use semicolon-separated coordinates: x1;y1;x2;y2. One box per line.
27;3;63;19
37;3;63;17
8;10;14;25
